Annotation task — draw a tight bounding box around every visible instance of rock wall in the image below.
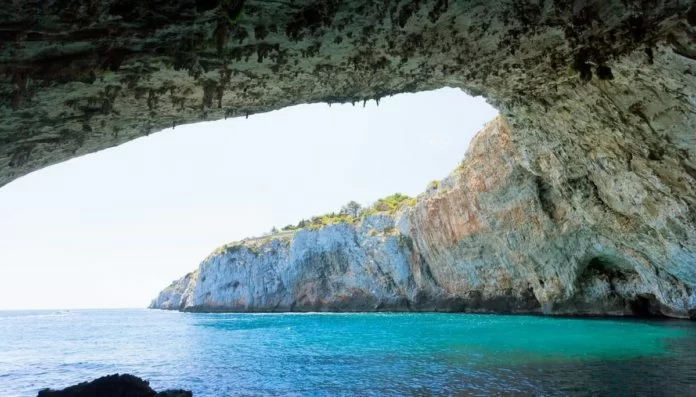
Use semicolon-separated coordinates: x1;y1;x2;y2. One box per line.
151;117;696;318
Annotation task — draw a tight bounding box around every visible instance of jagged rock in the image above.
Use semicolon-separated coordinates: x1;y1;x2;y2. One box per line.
36;374;191;397
151;118;696;318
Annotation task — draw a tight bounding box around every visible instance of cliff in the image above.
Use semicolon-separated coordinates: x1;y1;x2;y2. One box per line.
151;117;696;319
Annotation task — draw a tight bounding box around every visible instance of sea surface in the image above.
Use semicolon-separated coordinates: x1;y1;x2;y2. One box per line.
1;309;695;396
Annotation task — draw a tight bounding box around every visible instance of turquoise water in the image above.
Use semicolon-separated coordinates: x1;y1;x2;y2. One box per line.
1;310;695;396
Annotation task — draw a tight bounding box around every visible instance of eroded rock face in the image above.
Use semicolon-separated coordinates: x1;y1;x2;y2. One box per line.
1;0;695;188
151;118;696;318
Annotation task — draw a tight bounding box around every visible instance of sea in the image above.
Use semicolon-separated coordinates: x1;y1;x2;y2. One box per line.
1;309;695;396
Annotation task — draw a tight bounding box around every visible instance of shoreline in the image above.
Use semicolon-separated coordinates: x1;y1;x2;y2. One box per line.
148;306;695;321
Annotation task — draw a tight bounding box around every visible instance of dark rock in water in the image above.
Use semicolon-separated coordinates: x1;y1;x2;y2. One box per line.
155;391;193;397
37;374;192;397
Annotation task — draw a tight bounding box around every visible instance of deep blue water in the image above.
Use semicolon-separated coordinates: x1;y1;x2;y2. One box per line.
1;309;696;396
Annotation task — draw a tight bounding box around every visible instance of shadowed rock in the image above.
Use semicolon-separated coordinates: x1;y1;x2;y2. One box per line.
1;1;695;189
37;374;191;397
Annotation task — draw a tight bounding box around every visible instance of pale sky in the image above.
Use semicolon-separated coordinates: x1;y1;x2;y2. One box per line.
0;88;497;310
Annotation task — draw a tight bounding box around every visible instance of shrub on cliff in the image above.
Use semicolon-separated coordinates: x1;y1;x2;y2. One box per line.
281;194;415;232
362;193;416;216
340;201;363;217
306;212;356;230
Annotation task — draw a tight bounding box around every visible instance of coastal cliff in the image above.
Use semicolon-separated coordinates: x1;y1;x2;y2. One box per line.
151;117;696;318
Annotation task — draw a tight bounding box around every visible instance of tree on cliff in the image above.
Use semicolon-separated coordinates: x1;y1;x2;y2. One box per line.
340;201;362;218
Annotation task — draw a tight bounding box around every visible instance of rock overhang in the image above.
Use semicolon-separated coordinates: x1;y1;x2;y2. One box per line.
0;0;694;187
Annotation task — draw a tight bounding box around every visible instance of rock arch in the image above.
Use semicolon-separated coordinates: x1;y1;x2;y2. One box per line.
1;0;696;316
0;0;693;186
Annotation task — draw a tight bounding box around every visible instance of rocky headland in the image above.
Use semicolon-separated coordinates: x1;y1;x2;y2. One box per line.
151;116;696;319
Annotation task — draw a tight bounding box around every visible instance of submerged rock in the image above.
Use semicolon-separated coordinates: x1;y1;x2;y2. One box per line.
37;374;191;397
151;117;696;319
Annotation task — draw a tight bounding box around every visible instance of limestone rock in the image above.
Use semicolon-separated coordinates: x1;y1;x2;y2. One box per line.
1;0;695;190
149;270;198;311
151;117;696;318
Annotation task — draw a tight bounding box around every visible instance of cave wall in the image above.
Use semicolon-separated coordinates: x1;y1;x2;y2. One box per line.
1;0;694;186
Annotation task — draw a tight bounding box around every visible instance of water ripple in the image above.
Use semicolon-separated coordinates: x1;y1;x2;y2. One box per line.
1;310;695;396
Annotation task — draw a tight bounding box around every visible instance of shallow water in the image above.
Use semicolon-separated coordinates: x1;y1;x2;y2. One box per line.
1;309;695;396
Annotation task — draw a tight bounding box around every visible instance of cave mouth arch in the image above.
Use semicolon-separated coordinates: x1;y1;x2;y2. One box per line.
0;88;497;311
575;256;665;318
628;294;664;318
0;0;695;318
1;0;695;190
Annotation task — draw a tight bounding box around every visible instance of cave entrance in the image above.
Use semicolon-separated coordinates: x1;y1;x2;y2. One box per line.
627;294;665;318
580;256;631;286
577;256;664;318
0;88;497;310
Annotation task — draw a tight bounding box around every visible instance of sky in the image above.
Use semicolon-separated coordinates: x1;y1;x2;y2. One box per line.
0;88;497;310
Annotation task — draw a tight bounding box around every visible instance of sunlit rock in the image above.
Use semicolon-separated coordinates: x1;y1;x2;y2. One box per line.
152;118;696;318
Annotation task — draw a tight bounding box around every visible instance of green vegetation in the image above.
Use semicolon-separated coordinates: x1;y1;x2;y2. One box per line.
309;213;356;229
293;194;415;229
280;201;363;232
341;201;362;217
361;193;416;216
239;194;418;241
428;180;440;190
205;193;419;261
